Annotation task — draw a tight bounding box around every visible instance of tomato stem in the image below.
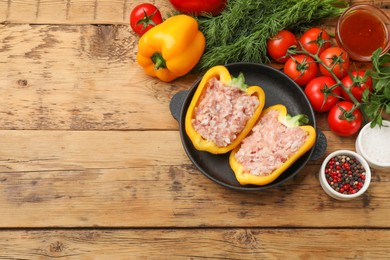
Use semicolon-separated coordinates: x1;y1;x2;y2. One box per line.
295;45;370;123
337;103;357;122
136;10;158;31
320;82;342;109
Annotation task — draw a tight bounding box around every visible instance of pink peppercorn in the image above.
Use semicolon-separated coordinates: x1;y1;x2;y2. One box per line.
325;154;366;195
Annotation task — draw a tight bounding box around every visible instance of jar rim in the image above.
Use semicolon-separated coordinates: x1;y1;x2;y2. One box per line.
335;4;390;61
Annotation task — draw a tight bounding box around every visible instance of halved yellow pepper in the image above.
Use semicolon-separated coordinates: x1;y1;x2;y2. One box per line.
185;65;266;154
229;104;316;186
136;14;206;82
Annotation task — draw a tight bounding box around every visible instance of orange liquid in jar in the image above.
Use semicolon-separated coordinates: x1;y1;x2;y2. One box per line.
339;10;388;57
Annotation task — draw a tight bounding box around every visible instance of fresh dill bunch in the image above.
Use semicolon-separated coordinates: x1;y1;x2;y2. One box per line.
195;0;348;71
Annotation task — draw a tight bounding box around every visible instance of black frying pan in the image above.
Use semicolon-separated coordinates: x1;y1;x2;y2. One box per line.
170;62;327;191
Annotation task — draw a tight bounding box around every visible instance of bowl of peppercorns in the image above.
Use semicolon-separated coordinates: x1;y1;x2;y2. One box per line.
319;150;371;200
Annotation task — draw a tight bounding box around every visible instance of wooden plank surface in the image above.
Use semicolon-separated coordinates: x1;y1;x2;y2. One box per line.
1;0;390;258
0;0;389;24
0;22;368;131
0;0;175;25
0;130;388;228
0;23;196;130
0;229;389;259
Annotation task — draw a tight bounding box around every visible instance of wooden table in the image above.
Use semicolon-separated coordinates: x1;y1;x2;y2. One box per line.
0;0;389;258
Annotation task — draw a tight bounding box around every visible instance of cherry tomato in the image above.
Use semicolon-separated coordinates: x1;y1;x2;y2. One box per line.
130;3;163;36
328;101;363;136
319;47;350;79
267;30;298;63
341;70;373;102
304;76;340;113
169;0;227;16
284;55;318;86
299;27;331;56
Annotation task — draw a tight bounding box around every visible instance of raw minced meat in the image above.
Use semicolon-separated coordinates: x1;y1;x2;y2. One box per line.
192;77;259;147
235;109;308;176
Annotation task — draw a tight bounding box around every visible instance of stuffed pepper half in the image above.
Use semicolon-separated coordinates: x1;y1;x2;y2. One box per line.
229;104;316;185
185;65;265;154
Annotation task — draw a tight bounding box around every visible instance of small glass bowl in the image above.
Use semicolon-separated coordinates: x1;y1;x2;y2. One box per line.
335;4;390;61
319;150;371;201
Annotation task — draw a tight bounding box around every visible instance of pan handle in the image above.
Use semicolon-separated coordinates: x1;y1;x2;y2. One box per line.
310;130;327;161
169;90;189;122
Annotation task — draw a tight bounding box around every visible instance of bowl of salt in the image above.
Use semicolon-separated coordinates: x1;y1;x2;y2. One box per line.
355;120;390;169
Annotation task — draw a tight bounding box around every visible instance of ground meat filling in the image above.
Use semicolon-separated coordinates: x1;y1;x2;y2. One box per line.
235;109;308;176
192;77;259;147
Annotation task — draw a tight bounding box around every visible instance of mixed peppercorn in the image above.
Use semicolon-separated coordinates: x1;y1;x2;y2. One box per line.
325;155;366;195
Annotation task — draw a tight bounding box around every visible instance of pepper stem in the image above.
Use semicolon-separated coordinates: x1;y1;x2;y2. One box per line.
151;53;167;70
285;114;309;127
229;72;248;90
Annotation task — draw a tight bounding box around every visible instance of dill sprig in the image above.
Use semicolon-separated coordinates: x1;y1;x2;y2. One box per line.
195;0;348;71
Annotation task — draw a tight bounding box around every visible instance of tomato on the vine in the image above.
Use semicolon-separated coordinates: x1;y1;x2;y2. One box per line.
319;47;350;79
169;0;227;16
267;30;298;63
328;101;363;136
341;70;373;102
130;3;163;36
284;55;318;86
304;76;340;113
299;27;331;56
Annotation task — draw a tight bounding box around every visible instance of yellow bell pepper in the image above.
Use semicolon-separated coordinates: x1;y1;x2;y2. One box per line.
185;65;266;154
136;14;206;82
229;104;316;186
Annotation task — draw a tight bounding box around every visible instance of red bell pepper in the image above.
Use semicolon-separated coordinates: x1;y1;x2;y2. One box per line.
169;0;227;16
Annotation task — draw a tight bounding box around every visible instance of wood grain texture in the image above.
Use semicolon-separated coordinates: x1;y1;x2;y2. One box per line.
0;130;388;228
0;23;198;130
0;0;389;24
0;22;371;131
0;0;175;25
0;229;389;259
1;0;389;258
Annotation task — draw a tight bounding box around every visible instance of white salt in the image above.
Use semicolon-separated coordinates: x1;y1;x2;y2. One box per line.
361;121;390;164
